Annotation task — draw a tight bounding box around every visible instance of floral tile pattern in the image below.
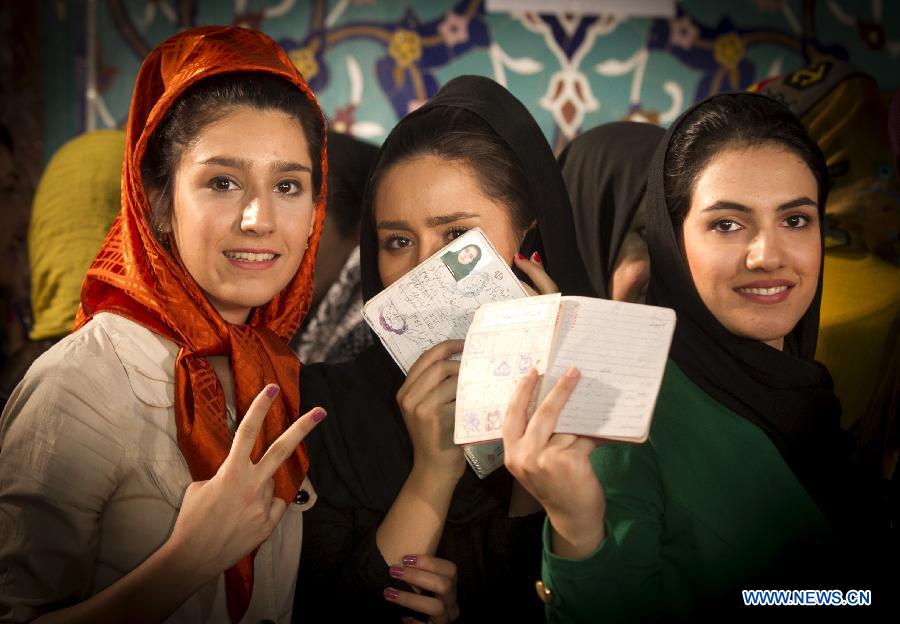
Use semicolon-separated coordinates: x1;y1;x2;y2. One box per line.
42;0;900;160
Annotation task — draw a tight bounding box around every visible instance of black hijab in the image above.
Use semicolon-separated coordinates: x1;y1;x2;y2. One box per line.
558;121;665;298
360;74;594;303
325;129;380;235
644;92;846;519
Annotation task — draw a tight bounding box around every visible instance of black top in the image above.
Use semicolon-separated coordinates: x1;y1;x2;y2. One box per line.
296;346;545;622
295;76;592;622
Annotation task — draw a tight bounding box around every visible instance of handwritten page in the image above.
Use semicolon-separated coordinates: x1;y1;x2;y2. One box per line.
454;294;561;445
454;296;675;448
363;228;528;374
535;297;675;441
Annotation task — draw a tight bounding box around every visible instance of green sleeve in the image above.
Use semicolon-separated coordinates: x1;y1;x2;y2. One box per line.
541;441;664;623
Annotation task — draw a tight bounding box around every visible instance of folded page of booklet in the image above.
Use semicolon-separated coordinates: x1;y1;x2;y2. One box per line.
454;295;676;460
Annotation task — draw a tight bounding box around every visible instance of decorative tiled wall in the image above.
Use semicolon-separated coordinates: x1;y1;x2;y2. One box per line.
43;0;900;161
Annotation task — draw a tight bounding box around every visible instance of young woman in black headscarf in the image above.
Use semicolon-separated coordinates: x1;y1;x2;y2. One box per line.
295;75;593;622
558;121;664;302
502;93;874;621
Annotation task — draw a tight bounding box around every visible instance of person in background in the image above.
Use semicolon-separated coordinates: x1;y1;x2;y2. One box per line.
557;121;665;302
296;75;593;623
755;60;900;480
504;93;879;621
291;130;377;364
0;26;330;623
0;129;125;409
0;123;31;408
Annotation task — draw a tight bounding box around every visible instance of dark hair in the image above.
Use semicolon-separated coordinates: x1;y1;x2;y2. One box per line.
368;106;533;232
0;123;12;154
141;72;324;237
326;130;378;238
664;94;828;229
459;244;482;264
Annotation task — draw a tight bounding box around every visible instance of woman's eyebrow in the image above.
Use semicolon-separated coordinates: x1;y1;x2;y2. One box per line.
425;211;479;227
271;160;311;174
377;219;412;230
197;156;310;174
777;197;817;211
702;197;817;213
702;200;751;213
199;156;250;169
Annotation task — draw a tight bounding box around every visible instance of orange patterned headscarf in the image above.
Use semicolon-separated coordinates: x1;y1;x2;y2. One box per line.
75;26;326;622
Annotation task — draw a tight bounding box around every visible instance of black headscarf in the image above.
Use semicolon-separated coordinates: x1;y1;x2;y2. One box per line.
360;74;594;302
559;121;665;298
325;130;379;236
644;92;846;519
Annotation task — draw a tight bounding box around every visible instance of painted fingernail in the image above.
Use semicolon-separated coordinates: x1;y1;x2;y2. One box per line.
402;618;416;624
515;252;526;260
401;554;417;566
566;367;580;378
312;408;327;422
531;251;542;263
383;587;399;601
266;385;280;398
389;565;404;578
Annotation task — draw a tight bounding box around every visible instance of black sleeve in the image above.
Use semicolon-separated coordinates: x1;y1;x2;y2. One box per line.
295;364;421;622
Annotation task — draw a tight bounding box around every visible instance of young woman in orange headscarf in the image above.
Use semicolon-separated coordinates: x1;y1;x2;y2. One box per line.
0;27;327;623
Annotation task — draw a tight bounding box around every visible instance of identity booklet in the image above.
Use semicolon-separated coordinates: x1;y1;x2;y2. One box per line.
363;227;528;477
454;294;676;476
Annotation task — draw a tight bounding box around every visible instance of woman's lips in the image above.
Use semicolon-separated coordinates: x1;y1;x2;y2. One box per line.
733;279;795;304
223;249;279;270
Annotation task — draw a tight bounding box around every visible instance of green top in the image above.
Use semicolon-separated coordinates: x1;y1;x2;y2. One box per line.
541;360;830;622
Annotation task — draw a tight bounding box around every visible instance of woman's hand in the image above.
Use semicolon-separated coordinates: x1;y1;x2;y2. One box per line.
503;368;606;560
514;251;559;296
383;555;460;623
166;384;326;579
396;340;466;482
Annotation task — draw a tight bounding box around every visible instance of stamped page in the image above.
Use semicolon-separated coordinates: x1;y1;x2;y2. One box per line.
535;297;676;441
362;228;528;375
453;294;562;445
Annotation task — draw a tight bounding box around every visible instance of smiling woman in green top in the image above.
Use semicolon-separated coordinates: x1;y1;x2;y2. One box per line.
502;93;852;621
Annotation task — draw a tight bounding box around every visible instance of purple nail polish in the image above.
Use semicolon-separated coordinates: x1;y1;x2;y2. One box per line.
401;554;417;566
266;385;279;398
312;408;327;422
383;587;399;600
389;565;404;578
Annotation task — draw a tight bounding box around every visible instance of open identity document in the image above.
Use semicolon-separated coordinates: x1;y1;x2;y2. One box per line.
453;293;677;477
362;228;528;477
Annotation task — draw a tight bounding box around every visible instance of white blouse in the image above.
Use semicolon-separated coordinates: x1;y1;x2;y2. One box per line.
0;312;315;623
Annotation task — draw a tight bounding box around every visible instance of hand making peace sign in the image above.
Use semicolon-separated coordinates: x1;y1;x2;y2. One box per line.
166;384;326;579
